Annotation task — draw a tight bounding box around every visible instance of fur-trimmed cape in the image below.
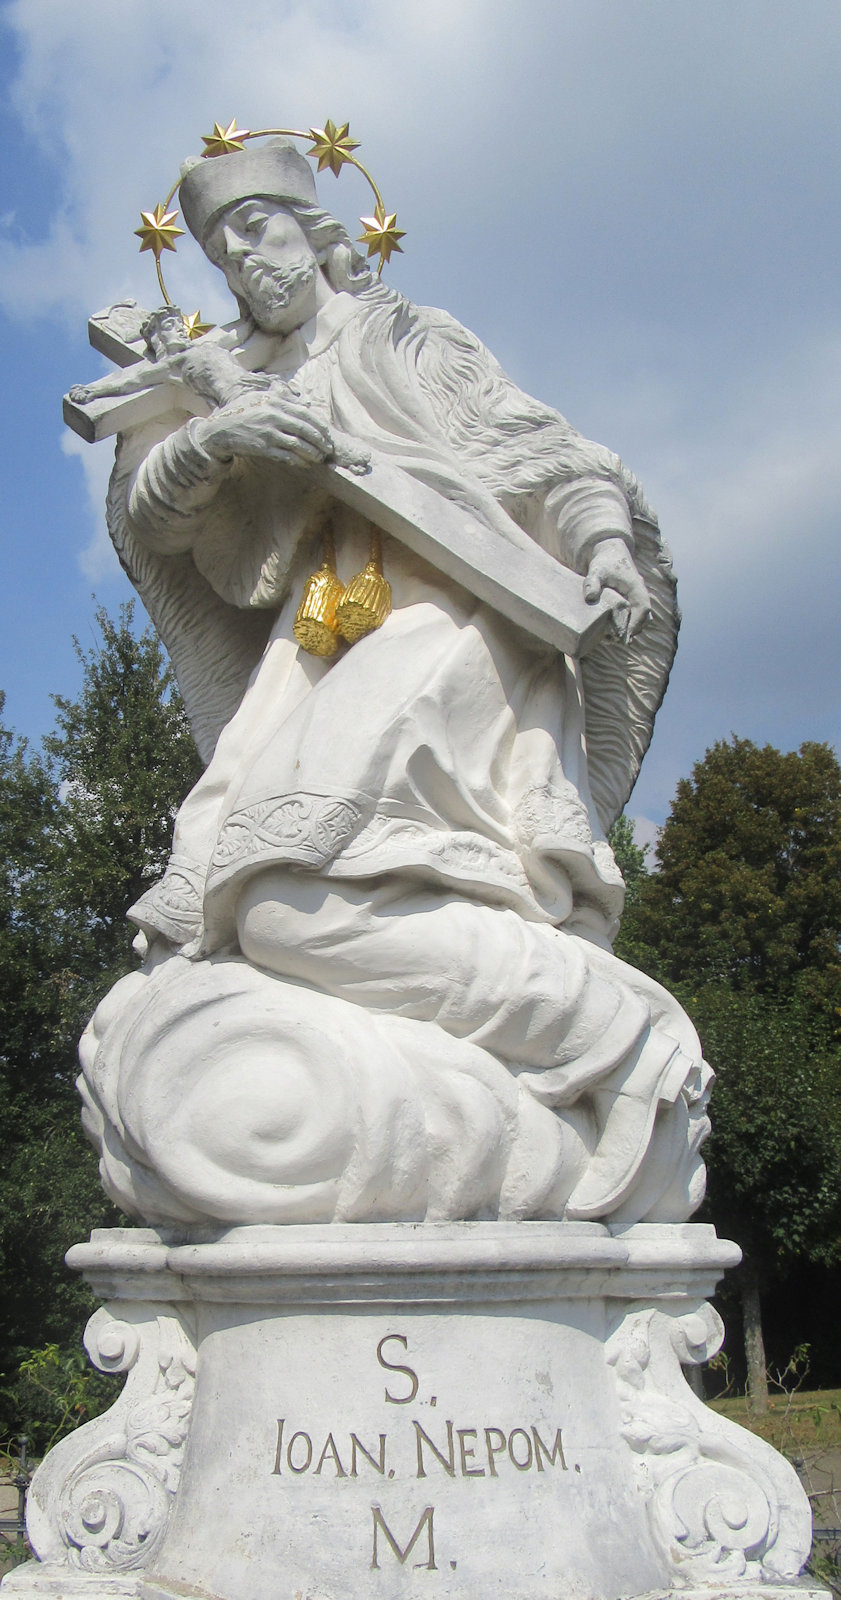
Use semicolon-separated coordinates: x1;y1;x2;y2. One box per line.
107;282;678;835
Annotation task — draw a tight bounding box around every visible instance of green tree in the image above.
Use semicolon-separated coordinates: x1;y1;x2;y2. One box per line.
623;737;841;1015
619;738;841;1408
0;696;64;1105
689;985;841;1406
609;813;652;973
608;813;649;898
0;608;202;1447
44;604;203;1024
0;700;112;1446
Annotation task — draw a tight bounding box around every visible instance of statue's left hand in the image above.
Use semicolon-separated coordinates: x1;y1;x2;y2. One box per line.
583;537;652;643
195;389;334;468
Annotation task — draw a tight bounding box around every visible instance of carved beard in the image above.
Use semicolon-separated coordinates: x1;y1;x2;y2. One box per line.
240;252;317;325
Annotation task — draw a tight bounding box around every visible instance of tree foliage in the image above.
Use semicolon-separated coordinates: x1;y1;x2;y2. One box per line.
621;737;841;1016
616;738;841;1398
688;987;841;1269
0;608;202;1448
607;813;649;899
0;700;65;1107
44;606;203;1022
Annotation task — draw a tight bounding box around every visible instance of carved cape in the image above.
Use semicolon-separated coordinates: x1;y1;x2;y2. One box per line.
107;281;679;836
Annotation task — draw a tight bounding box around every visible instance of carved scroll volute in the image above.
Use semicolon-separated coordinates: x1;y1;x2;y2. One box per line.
606;1300;812;1586
24;1303;196;1573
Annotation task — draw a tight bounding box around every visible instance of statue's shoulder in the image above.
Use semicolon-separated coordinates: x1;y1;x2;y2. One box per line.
348;285;505;375
410;299;507;374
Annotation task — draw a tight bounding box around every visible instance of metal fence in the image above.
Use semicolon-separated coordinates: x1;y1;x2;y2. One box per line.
0;1439;30;1548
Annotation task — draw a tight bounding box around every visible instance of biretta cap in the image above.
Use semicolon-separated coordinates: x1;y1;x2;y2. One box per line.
179;138;318;245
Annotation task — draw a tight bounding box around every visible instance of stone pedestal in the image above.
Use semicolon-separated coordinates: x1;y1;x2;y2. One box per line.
2;1223;823;1600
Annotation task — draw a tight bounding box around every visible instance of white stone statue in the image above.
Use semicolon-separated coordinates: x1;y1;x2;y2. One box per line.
67;137;712;1230
8;132;820;1600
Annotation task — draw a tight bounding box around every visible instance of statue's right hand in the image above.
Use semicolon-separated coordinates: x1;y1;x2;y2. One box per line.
193;390;333;468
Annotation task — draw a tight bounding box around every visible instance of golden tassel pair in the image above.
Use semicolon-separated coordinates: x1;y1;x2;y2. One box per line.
293;527;391;658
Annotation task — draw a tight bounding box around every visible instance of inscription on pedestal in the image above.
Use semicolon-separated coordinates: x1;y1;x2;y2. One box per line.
269;1332;573;1571
371;1505;436;1571
271;1416;568;1479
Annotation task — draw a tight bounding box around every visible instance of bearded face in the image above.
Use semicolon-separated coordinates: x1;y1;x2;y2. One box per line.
205;200;328;335
238;250;318;326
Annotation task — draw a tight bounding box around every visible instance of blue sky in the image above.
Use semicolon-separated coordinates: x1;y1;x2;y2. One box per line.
1;0;839;839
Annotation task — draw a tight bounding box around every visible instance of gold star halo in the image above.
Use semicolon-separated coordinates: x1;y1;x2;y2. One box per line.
358;202;406;273
201;118;250;157
306;119;360;176
137;117;407;303
134;203;185;261
181;310;215;340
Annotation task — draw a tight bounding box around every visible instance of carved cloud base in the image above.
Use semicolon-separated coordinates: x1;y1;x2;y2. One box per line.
1;1223;825;1600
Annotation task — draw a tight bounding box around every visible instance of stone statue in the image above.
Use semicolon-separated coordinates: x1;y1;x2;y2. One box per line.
10;132;817;1600
65;137;710;1231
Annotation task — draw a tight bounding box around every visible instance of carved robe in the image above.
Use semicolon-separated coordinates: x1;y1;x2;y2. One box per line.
115;285;675;945
93;278;708;1226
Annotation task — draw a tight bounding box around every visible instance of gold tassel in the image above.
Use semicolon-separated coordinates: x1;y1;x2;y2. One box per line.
336;528;392;643
293;531;345;657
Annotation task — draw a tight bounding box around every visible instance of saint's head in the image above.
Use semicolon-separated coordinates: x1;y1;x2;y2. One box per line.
179;138;372;334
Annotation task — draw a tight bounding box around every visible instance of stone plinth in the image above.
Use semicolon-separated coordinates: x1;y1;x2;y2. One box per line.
2;1223;823;1600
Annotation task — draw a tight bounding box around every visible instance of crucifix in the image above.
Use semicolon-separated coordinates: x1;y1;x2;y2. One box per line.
64;299;619;659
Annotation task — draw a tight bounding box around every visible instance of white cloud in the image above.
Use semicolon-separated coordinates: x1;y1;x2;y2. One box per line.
0;0;521;321
5;0;840;327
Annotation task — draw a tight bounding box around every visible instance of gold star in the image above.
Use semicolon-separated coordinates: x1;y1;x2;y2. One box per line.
134;203;185;260
357;202;406;271
182;310;215;340
201;118;250;157
307;118;360;176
